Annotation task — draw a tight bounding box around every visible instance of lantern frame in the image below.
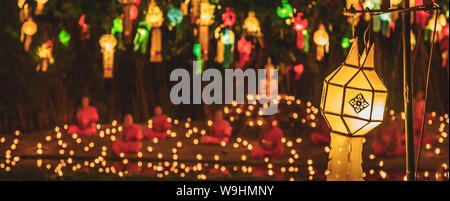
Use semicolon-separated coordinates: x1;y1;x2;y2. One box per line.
320;39;388;137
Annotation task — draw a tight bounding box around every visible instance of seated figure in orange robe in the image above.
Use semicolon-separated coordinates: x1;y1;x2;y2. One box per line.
112;114;143;156
251;118;284;159
143;106;171;141
68;97;99;136
200;110;232;145
372;119;406;156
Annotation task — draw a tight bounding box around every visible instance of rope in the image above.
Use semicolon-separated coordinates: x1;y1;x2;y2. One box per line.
415;8;439;178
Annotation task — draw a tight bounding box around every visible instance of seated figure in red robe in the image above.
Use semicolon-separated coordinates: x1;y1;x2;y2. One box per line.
251;118;284;159
68;96;99;136
310;115;331;145
143;106;171;141
112;114;143;156
200;110;232;145
372;119;406;156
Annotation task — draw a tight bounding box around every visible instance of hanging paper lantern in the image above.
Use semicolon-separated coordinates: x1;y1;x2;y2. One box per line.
112;17;124;35
243;11;261;36
222;7;236;28
133;22;150;54
320;39;388;181
99;34;117;78
34;0;48;16
78;14;90;40
302;29;309;52
18;0;30;22
293;12;308;50
36;40;54;72
313;24;329;61
341;37;350;49
118;0;134;44
293;64;304;80
21;18;37;52
215;27;235;67
237;35;252;68
415;0;431;28
379;13;391;37
197;2;215;61
180;0;189;16
130;4;139;21
168;7;183;26
58;30;71;46
277;0;293;19
146;0;164;62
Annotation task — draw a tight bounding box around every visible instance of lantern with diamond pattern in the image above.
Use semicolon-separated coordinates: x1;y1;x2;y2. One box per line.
320;38;387;181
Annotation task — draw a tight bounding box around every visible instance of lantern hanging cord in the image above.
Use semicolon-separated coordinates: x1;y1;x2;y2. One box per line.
415;8;439;178
363;18;372;56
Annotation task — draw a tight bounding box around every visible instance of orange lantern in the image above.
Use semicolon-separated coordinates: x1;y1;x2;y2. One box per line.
21;18;37;52
36;40;54;72
34;0;48;16
313;24;329;61
197;2;215;60
146;0;164;62
243;11;261;36
99;34;117;78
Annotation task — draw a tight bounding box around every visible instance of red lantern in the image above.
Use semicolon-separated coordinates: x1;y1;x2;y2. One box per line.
293;64;304;80
414;0;430;28
293;13;308;50
237;35;252;68
222;7;236;28
130;4;139;22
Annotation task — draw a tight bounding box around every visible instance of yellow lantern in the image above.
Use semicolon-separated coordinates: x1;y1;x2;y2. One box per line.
320;39;388;181
243;11;261;36
18;0;30;22
34;0;48;16
146;0;164;62
197;2;215;60
21;18;37;52
313;24;329;61
99;34;117;78
36;41;54;72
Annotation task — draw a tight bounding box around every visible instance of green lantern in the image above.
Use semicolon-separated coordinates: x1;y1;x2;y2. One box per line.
341;37;350;49
58;30;71;46
277;0;293;19
111;17;123;35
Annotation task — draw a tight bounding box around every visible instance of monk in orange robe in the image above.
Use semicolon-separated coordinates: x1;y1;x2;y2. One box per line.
112;114;143;156
251;118;284;159
68;96;99;136
200;110;232;145
143;106;171;141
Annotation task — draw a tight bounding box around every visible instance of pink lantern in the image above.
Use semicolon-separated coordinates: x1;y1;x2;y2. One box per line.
237;35;252;68
130;4;139;21
78;14;90;40
414;0;430;28
222;7;236;28
293;13;308;50
293;64;304;80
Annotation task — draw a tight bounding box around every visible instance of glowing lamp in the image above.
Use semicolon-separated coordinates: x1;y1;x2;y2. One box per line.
222;7;236;28
146;0;164;62
133;25;149;54
78;14;90;40
293;64;304;80
197;2;215;60
34;0;48;15
313;24;329;60
58;30;71;46
18;0;30;22
341;37;350;49
277;0;293;19
36;40;54;72
168;7;183;26
99;34;117;78
293;13;308;50
21;18;37;52
320;39;387;181
237;35;252;68
130;4;139;21
243;11;261;36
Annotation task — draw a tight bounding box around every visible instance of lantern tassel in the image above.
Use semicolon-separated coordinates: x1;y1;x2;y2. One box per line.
326;133;364;181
